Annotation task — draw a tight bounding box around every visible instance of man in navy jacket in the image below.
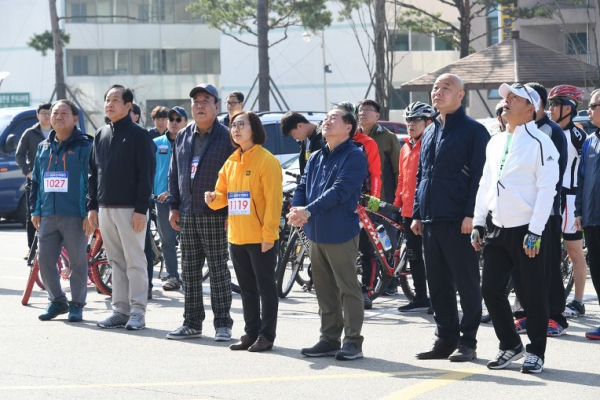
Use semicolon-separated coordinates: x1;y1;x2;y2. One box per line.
412;74;489;362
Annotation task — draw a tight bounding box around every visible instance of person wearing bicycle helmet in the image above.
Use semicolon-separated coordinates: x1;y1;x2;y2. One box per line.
548;84;588;323
30;100;93;323
393;102;434;313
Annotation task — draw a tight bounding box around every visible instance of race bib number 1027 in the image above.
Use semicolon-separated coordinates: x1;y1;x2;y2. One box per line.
228;191;251;215
43;171;68;193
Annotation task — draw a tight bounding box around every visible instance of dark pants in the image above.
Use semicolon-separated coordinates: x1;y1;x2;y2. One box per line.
230;242;279;342
423;220;481;349
145;218;153;289
584;226;600;299
25;180;36;249
403;217;427;300
513;215;567;328
481;224;549;359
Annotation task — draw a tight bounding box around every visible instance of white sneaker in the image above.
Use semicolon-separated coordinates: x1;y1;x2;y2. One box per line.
125;313;146;330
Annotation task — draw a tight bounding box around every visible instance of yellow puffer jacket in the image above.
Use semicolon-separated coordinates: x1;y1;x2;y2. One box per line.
208;144;283;245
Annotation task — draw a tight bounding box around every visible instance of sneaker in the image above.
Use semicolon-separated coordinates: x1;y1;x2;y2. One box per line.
166;325;202;340
563;301;585;318
162;276;182;291
398;298;431;313
383;286;398;296
38;301;69;321
301;341;341;357
125;313;146;330
547;319;566;337
514;317;527;334
335;342;363;360
585;326;600;340
67;303;83;322
215;327;232;341
521;352;544;374
487;343;525;370
362;292;372;310
97;312;129;329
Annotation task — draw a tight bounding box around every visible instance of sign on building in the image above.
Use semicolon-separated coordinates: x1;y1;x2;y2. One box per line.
501;4;515;41
0;93;30;108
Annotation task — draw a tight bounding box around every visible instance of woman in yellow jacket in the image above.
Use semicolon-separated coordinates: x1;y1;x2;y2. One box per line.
205;111;283;352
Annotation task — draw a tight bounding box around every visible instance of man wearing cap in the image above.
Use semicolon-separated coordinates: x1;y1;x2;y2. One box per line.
412;74;488;362
473;83;559;374
167;84;236;341
154;106;187;291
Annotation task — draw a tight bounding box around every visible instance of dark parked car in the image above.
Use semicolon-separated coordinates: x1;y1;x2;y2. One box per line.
573;115;596;135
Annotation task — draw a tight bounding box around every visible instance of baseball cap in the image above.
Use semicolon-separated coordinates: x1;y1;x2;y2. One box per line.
499;83;541;110
168;106;188;120
189;84;219;100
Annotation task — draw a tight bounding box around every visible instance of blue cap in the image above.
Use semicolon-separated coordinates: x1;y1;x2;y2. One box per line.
169;106;188;120
189;84;219;100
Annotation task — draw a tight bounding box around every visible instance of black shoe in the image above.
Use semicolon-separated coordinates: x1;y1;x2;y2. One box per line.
382;286;398;296
230;334;257;351
448;345;477;362
362;293;372;310
248;335;274;352
335;342;363;360
147;288;152;300
427;306;434;315
416;341;457;360
398;298;430;313
301;341;341;357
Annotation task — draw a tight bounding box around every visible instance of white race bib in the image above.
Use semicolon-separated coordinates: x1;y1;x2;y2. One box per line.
228;191;251;215
191;156;199;180
44;171;68;193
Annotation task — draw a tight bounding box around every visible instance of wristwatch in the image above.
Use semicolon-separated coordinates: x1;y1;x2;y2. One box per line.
303;209;311;219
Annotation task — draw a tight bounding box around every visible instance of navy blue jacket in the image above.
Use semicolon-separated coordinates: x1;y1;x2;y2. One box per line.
30;127;92;218
575;130;600;227
413;106;489;222
536;115;567;216
169;119;235;214
292;139;367;244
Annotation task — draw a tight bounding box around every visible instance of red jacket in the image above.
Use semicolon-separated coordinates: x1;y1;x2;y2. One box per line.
394;137;421;217
353;131;381;197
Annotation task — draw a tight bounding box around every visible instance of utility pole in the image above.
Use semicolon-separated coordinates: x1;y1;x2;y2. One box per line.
49;0;66;100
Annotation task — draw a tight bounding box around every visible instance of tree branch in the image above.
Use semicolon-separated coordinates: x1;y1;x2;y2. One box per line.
389;1;460;33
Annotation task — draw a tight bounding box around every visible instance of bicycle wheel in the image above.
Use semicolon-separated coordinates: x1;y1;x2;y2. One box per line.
561;248;575;299
22;258;40;306
368;259;394;301
397;250;416;301
91;258;112;296
276;231;303;298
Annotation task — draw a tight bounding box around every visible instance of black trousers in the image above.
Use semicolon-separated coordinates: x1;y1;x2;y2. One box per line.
513;215;567;328
481;224;549;359
423;221;481;348
230;242;279;342
584;226;600;299
403;217;427;300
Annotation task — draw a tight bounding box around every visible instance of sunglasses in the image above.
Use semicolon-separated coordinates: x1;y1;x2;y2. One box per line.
589;103;600;110
169;117;182;122
548;99;568;107
511;83;536;106
406;116;427;123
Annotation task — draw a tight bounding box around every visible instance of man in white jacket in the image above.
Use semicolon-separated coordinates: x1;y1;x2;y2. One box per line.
472;83;559;374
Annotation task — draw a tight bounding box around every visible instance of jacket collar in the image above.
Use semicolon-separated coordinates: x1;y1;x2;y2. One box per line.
511;120;538;136
109;113;133;131
231;144;260;162
536;114;551;129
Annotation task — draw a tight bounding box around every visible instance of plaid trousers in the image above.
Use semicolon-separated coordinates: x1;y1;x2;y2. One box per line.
180;213;233;330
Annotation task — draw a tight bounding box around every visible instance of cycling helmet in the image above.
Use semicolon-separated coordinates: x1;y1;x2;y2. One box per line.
334;101;358;115
548;85;584;107
405;101;435;118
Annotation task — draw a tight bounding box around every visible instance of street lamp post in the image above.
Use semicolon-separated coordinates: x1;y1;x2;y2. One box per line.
303;31;331;111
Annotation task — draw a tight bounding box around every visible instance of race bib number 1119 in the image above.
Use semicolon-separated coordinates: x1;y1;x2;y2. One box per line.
228;191;251;215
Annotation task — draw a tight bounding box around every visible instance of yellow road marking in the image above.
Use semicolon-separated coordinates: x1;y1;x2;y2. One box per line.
0;369;453;391
380;368;482;400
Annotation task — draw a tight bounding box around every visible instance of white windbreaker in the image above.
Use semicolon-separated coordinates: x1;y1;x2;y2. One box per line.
473;121;560;235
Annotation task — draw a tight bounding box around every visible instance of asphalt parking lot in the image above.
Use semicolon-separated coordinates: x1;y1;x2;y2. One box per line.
1;220;599;400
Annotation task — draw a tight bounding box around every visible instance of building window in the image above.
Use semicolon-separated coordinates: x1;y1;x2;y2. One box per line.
67;50;99;76
393;30;455;52
487;5;500;46
411;32;432;51
567;32;588;55
390;89;409;110
65;0;202;24
434;36;454;51
488;89;501;99
392;31;409;52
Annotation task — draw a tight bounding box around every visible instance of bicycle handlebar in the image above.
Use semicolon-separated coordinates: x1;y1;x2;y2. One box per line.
152;194;175;204
360;194;401;213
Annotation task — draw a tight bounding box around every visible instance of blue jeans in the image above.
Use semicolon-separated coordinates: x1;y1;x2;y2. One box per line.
155;201;179;279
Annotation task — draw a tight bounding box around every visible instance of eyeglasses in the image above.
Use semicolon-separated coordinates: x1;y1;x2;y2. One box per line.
226;101;240;106
231;121;246;130
358;108;377;113
406;116;427;123
169;117;182;122
589;103;600;110
548;99;567;107
38;111;51;116
192;99;212;107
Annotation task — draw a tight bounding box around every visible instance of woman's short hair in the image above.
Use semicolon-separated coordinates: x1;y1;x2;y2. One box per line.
230;111;266;147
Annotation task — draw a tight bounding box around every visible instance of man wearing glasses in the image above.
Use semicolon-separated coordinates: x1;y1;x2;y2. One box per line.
167;84;236;342
574;89;600;340
153;106;188;292
473;83;559;373
16;103;53;256
222;91;244;128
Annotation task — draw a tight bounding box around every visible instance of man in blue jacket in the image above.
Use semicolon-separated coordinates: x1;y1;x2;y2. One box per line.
289;108;367;361
154;106;187;291
412;73;489;362
30;99;92;322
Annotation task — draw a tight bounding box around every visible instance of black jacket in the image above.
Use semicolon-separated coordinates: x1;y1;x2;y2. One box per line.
15;122;46;176
299;125;323;176
87;114;153;214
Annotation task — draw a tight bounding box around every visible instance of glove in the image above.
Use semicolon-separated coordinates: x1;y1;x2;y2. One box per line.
523;231;541;251
470;226;485;244
366;196;380;212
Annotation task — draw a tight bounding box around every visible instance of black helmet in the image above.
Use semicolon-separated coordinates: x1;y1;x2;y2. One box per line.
405;102;434;118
